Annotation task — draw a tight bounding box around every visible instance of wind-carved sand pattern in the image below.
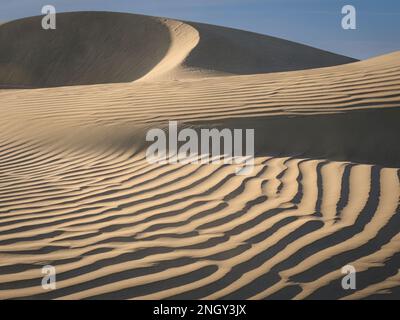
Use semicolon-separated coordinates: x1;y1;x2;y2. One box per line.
0;12;400;300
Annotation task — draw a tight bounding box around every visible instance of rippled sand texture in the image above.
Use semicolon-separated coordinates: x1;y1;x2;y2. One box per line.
0;12;399;300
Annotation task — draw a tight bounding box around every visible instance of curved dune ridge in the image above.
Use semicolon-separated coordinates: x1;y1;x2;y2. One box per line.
0;11;356;88
0;12;400;300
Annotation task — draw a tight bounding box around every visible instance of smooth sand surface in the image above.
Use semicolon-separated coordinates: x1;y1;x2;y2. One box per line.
0;12;356;87
0;12;399;300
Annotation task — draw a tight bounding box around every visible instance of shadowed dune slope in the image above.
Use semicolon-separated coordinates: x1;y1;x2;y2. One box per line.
0;12;172;87
0;12;356;87
183;21;357;76
0;50;399;299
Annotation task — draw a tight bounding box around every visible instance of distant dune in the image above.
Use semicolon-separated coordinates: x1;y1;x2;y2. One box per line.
0;12;356;87
0;12;399;300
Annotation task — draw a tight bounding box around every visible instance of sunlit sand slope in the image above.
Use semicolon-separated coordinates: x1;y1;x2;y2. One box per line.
0;26;399;299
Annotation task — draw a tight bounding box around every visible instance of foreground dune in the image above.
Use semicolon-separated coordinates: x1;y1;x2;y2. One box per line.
0;12;400;300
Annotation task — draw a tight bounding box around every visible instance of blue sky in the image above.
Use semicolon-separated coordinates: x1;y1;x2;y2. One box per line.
0;0;399;59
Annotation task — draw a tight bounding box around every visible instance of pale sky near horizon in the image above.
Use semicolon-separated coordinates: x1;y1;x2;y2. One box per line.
0;0;399;59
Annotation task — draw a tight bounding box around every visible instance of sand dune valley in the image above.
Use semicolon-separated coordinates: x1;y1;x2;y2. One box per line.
0;12;400;300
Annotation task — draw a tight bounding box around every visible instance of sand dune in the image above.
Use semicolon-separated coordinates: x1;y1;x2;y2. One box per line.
0;12;400;300
0;12;356;87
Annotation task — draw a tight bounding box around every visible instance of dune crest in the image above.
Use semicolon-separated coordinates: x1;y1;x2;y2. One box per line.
0;11;356;88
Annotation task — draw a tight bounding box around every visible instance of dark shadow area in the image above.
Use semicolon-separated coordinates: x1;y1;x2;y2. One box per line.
187;107;400;168
185;21;357;75
0;12;171;88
